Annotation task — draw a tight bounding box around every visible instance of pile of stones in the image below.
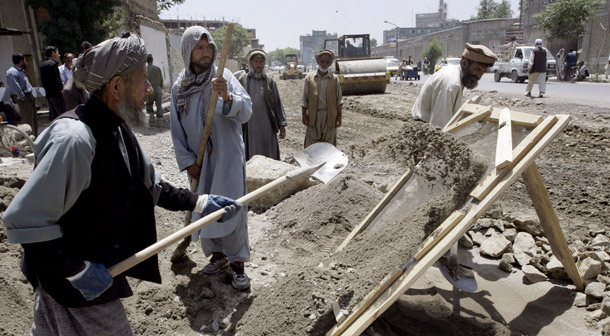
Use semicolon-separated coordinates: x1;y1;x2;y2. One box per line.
460;207;610;331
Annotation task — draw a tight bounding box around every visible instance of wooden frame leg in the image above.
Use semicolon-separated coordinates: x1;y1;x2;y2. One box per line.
522;162;585;291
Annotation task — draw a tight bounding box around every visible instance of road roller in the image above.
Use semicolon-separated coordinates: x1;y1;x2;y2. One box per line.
323;34;390;95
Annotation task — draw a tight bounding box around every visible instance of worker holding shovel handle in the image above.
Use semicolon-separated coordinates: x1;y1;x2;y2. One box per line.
1;33;242;335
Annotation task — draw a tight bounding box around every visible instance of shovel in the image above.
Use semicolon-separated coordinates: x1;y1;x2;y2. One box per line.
293;142;348;184
109;162;327;277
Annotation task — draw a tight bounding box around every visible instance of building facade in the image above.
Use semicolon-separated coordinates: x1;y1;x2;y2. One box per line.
300;30;338;67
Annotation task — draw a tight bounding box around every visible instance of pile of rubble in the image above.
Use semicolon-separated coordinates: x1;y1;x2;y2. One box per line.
464;207;610;330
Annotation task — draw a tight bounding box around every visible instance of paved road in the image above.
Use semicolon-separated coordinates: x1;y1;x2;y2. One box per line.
393;72;610;108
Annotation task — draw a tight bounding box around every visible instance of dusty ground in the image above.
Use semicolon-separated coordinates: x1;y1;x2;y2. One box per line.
0;75;609;336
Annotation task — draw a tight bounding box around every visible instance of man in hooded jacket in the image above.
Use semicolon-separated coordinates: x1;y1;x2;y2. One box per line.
170;26;253;291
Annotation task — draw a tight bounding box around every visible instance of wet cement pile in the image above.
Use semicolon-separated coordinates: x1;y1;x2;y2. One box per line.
233;119;486;335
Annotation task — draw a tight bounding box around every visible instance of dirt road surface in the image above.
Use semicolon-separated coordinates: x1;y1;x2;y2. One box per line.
1;75;608;335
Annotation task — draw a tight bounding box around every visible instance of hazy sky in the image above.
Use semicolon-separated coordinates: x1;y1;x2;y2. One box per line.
159;0;522;51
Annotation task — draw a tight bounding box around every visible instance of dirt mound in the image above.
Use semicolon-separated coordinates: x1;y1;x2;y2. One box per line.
233;120;485;335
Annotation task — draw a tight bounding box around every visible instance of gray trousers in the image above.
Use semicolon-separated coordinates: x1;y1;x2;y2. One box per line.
31;286;132;336
146;86;163;117
304;108;337;148
16;93;37;136
201;220;250;263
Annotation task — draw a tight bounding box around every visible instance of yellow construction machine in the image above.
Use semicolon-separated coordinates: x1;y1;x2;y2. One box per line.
281;53;304;79
323;34;390;95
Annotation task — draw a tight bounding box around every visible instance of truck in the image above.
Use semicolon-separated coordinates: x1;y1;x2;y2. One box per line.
492;45;557;83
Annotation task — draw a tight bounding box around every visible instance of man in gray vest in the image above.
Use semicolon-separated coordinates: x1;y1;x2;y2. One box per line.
525;39;547;98
238;49;287;160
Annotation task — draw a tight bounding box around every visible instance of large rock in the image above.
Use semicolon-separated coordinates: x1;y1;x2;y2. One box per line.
578;257;603;280
513;232;536;266
513;218;542;236
585;282;606;299
522;265;547;283
592;234;610;248
246;156;318;209
480;233;511;258
503;228;517;242
546;255;564;272
469;231;485;246
458;234;473;248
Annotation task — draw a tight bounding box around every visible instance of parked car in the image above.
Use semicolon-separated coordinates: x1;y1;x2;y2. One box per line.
386;58;400;76
492;46;556;83
434;57;461;73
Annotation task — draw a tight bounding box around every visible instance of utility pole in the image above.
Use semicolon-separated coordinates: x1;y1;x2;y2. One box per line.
384;20;399;59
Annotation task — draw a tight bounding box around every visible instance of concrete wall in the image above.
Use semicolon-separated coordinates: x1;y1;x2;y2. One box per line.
140;22;171;87
168;29;184;85
0;36;15;86
581;7;610;74
372;18;518;64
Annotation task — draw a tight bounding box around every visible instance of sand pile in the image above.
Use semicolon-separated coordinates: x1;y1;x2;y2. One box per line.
233;120;486;335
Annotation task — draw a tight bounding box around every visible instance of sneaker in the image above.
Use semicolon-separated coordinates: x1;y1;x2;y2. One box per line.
202;252;229;274
228;262;250;291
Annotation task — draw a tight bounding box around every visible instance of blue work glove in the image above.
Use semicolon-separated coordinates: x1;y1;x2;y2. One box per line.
67;261;113;301
195;194;242;222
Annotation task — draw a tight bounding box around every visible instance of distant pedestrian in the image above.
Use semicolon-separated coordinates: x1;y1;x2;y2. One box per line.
525;39;547;98
301;49;343;148
59;53;74;85
40;46;66;120
5;53;37;135
564;49;577;81
145;54;164;121
238;49;287;160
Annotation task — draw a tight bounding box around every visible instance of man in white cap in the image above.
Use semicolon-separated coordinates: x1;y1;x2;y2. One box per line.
238;48;287;160
412;43;497;128
525;39;547;98
170;26;253;291
301;49;343;147
2;32;241;335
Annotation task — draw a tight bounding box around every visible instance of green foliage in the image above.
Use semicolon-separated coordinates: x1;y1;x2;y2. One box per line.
473;0;513;20
421;38;443;74
267;48;301;65
211;24;252;59
157;0;186;14
533;0;603;41
371;38;378;48
26;0;120;55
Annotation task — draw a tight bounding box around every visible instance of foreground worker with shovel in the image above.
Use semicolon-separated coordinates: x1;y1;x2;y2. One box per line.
1;33;241;335
170;26;253;291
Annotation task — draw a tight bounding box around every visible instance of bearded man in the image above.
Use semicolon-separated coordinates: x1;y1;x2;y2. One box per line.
412;43;497;127
170;26;252;291
2;32;241;335
238;48;287;160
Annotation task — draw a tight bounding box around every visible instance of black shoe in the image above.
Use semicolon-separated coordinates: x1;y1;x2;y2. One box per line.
228;262;250;290
202;252;229;274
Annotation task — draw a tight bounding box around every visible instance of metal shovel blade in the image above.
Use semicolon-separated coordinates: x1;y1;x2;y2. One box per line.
293;143;348;184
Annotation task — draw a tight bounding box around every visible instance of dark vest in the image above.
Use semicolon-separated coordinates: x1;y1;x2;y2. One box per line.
23;97;161;307
532;47;547;73
238;72;279;132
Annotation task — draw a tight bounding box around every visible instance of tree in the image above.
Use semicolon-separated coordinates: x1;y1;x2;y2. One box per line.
210;24;252;59
533;0;603;41
157;0;186;14
421;38;443;74
26;0;120;55
473;0;513;20
371;38;378;48
494;1;513;19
